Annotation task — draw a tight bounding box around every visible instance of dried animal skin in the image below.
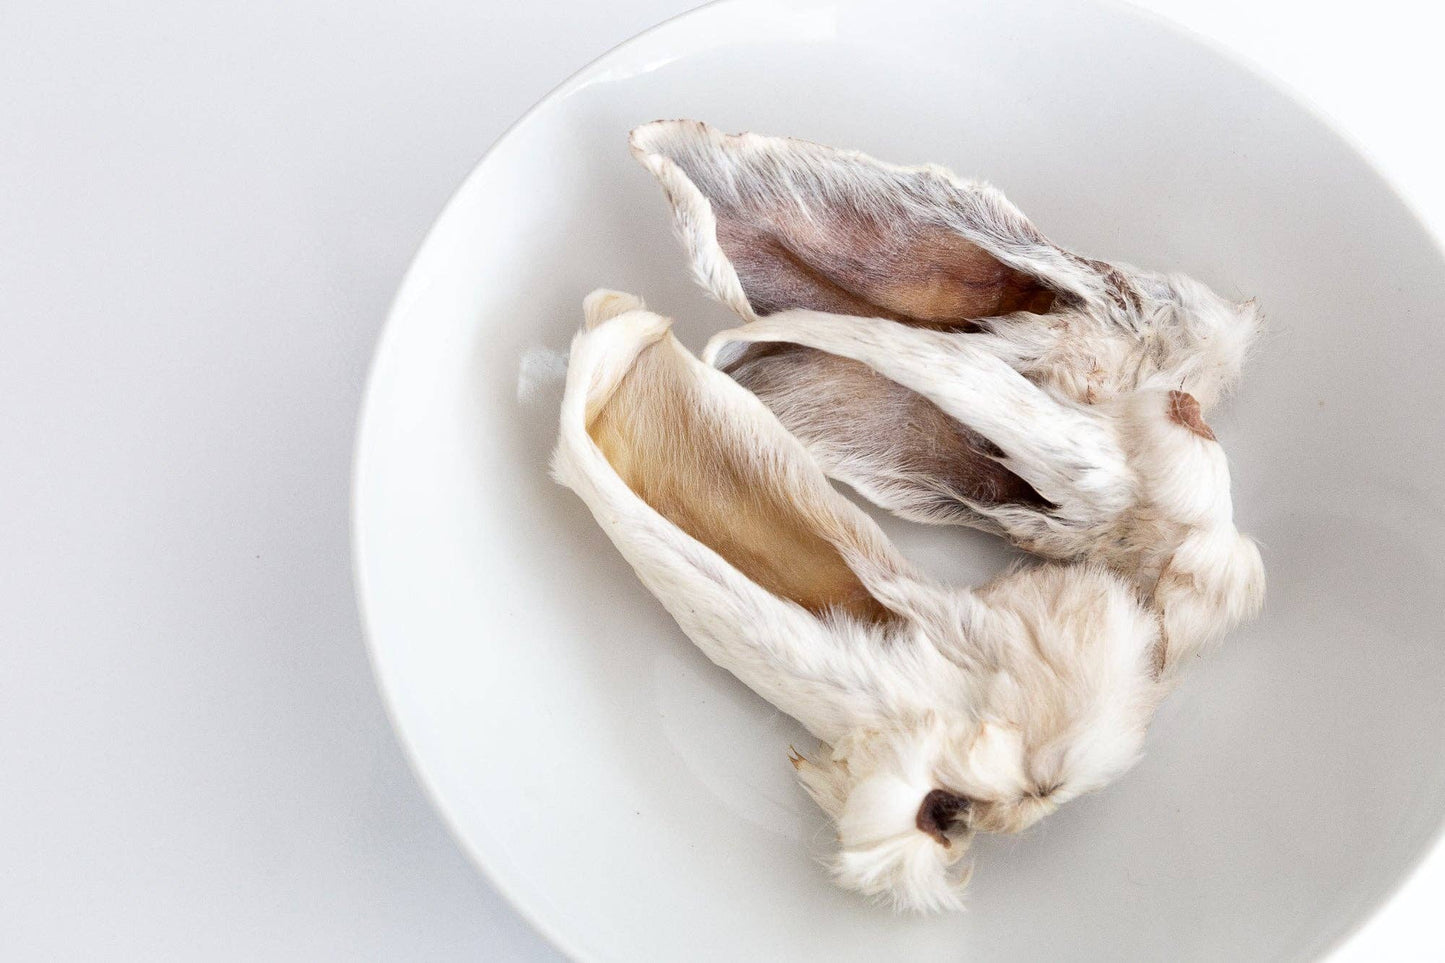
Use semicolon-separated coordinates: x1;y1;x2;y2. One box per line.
553;291;1163;912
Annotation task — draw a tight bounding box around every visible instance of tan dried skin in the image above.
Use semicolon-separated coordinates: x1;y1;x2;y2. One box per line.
1167;390;1216;441
587;338;895;625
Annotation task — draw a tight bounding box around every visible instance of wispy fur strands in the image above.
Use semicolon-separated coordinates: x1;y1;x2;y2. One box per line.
553;292;1164;911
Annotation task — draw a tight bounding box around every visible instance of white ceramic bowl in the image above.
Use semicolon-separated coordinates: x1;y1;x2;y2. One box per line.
352;1;1445;958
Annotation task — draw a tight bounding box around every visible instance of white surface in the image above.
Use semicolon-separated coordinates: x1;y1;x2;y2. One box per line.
3;1;1442;960
354;1;1445;960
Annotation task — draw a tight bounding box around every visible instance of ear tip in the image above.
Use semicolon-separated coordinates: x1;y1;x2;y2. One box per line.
582;289;646;329
629;117;698;147
626;120;662;155
628;117;723;159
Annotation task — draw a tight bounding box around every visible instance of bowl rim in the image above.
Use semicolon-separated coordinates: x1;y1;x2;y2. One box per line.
349;2;1445;959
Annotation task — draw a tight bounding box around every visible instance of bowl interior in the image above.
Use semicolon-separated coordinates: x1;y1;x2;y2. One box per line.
354;1;1445;958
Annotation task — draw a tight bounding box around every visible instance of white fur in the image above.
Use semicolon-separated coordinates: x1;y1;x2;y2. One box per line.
554;295;1165;912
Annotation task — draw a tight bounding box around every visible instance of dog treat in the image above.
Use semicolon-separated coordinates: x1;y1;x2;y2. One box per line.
549;125;1266;911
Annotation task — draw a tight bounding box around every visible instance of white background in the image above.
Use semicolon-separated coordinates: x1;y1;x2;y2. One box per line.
2;1;1440;959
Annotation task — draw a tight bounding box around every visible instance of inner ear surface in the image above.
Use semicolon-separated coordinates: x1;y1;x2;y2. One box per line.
721;342;1052;521
715;207;1057;327
587;337;897;625
633;121;1058;326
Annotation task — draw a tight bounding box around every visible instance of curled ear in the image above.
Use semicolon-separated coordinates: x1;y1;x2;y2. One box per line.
629;119;1114;327
712;339;1055;527
702;311;1132;546
553;290;938;739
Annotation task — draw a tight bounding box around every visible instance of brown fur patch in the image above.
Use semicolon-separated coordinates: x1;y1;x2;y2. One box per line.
1167;390;1215;441
587;339;897;626
916;789;971;846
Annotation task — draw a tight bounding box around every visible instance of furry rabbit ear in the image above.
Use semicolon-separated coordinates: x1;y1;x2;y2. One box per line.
631;120;1262;413
553;290;941;739
702;310;1132;538
629;119;1110;327
555;293;1174;909
704;309;1264;676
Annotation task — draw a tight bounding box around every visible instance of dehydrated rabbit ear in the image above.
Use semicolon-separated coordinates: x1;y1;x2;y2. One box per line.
554;291;1165;911
629;121;1080;327
704;309;1265;678
703;311;1134;537
552;290;934;738
629;119;1260;410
